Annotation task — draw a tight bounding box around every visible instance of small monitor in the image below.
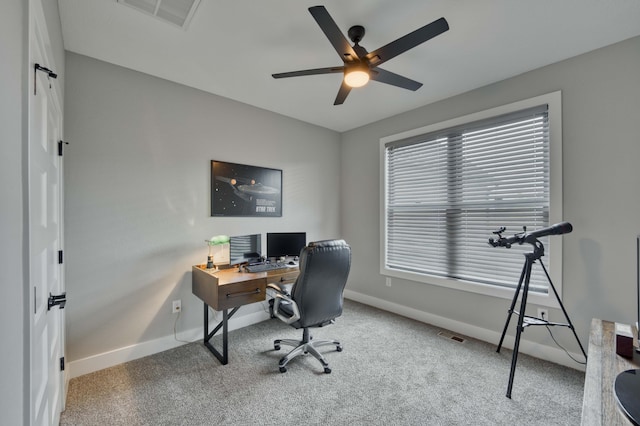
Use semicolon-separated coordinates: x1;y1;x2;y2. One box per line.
229;234;262;265
267;232;306;259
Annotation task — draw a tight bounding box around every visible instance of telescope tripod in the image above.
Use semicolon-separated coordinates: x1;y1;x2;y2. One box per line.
496;239;587;398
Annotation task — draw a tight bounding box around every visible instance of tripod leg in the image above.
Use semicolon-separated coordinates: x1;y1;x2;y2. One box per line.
506;256;534;399
539;261;588;360
497;261;528;353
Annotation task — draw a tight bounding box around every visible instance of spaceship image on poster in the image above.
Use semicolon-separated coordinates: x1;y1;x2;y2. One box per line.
211;161;282;217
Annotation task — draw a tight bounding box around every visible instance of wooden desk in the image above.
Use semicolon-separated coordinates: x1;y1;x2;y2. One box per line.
581;318;639;425
192;264;299;364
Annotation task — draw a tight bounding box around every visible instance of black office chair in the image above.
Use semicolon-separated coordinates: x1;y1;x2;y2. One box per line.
267;239;351;373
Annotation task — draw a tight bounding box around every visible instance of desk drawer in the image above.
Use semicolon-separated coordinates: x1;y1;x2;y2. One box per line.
268;270;298;285
218;279;266;310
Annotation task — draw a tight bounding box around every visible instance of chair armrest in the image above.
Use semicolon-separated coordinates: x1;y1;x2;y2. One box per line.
268;287;300;325
267;283;287;295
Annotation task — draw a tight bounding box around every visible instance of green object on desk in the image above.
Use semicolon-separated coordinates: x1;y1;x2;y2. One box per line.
207;235;230;245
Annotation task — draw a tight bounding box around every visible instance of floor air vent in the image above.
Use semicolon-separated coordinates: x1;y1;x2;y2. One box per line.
437;330;466;343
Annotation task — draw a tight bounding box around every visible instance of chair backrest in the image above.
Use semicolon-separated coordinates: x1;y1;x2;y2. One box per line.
290;239;351;328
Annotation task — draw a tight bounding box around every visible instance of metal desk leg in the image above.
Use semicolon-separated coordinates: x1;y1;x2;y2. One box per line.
203;303;240;365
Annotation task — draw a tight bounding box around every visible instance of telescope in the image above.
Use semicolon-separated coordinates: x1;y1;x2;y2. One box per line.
489;220;586;398
489;221;573;248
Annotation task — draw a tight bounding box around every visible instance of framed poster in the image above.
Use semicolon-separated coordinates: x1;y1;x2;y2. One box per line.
211;160;282;217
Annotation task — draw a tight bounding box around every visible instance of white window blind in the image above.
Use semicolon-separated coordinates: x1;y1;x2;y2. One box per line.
384;105;551;293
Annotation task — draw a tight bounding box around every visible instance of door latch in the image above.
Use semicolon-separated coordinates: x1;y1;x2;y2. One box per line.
48;292;67;311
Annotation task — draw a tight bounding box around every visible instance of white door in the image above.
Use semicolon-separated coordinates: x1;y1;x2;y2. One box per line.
29;1;66;424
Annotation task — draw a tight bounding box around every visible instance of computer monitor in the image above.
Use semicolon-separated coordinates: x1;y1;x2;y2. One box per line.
229;234;262;265
267;232;306;259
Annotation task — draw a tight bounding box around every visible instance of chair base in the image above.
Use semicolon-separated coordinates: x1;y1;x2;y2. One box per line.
274;328;342;373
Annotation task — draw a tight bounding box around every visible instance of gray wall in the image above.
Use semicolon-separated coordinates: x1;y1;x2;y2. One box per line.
64;53;341;362
1;1;26;423
341;35;640;353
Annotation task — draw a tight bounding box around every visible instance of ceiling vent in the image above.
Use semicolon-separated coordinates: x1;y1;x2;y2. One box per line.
116;0;201;29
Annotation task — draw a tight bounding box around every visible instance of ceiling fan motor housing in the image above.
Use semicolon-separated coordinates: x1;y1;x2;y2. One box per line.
348;25;365;44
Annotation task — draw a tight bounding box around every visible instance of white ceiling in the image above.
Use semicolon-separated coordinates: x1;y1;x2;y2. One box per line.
58;0;640;132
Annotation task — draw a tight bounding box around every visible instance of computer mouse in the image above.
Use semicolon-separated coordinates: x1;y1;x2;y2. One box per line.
288;261;296;265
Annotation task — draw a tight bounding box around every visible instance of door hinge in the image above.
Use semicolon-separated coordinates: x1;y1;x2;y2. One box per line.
58;250;63;264
60;357;65;371
48;292;67;311
58;140;68;156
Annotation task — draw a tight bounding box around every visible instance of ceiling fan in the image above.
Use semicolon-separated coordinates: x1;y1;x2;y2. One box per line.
272;5;449;105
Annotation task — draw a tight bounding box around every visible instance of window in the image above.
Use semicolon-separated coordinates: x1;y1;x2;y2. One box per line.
380;92;563;305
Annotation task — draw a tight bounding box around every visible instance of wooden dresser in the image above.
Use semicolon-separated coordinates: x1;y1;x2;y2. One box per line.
581;318;639;425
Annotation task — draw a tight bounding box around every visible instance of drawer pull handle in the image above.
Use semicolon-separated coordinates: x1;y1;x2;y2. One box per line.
226;288;261;298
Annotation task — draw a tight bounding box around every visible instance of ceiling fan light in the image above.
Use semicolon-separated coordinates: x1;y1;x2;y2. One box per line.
344;70;370;88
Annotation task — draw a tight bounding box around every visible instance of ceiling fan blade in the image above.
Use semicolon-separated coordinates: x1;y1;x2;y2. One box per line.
334;81;352;105
272;66;345;79
309;6;359;62
369;68;423;91
364;17;449;68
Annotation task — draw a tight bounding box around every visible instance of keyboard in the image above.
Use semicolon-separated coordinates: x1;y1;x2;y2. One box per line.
244;263;289;273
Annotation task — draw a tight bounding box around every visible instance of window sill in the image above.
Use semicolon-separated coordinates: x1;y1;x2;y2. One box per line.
381;266;560;309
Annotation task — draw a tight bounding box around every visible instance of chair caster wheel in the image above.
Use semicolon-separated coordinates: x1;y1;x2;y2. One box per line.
324;367;331;374
274;344;280;351
279;366;287;373
336;346;343;352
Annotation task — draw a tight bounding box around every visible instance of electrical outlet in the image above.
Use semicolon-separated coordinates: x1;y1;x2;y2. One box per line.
385;277;392;287
172;299;181;314
537;308;548;321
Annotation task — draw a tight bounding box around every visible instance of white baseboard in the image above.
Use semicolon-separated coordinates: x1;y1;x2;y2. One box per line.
69;292;585;379
68;309;271;379
343;289;586;372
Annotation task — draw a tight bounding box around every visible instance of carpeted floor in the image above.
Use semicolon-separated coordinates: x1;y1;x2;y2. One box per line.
61;300;585;425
